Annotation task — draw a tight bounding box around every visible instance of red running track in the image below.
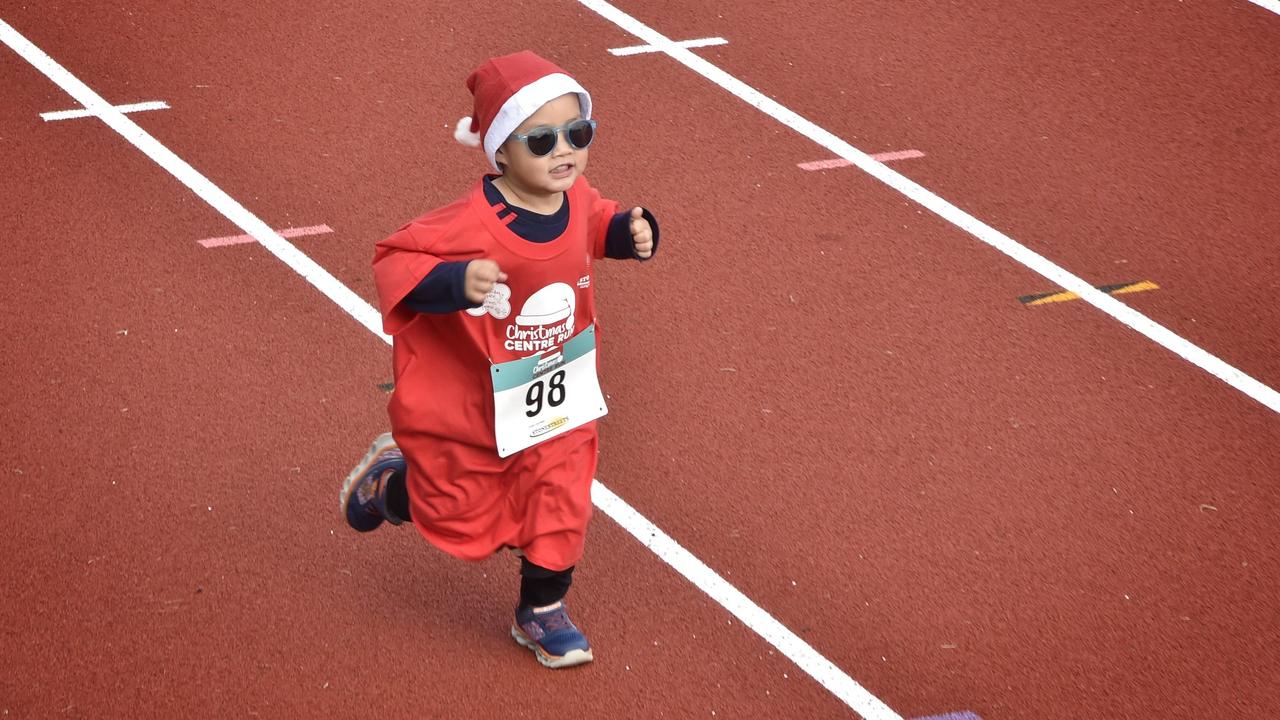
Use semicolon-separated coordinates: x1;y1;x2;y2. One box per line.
2;2;1277;718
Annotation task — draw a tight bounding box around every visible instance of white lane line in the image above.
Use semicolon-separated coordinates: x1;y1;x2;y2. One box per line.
0;19;388;345
580;0;1280;417
0;18;888;719
591;483;904;720
1244;0;1280;16
609;36;727;56
41;100;169;122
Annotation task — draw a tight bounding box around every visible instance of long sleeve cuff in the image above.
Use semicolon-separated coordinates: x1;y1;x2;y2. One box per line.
401;260;477;314
604;208;660;261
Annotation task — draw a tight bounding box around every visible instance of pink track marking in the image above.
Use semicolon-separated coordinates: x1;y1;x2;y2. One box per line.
197;224;334;248
798;149;925;171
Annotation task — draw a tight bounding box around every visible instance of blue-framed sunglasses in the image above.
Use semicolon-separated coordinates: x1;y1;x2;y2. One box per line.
511;119;597;157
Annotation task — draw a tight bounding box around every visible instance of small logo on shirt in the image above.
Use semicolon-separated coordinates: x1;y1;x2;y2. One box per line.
576;275;591;289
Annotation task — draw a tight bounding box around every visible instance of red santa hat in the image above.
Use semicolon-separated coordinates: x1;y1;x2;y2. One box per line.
453;50;592;171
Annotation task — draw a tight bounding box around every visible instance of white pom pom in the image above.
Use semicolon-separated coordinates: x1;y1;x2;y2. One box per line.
453;116;481;147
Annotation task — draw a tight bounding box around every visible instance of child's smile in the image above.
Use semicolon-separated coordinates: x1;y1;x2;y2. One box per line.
549;161;575;180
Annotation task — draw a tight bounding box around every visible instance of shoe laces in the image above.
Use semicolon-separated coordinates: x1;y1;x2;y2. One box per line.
539;607;575;633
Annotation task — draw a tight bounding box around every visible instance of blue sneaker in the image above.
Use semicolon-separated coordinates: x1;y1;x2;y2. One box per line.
340;432;405;532
511;602;594;668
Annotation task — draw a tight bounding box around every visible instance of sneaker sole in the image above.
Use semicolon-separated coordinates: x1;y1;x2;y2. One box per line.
510;625;594;669
339;432;398;521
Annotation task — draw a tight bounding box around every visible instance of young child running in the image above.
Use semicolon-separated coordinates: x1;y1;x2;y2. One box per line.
340;50;658;669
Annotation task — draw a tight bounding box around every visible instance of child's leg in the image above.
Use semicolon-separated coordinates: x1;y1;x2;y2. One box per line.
383;469;411;524
519;558;573;609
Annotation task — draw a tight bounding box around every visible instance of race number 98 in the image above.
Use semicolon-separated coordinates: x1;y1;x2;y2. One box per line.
525;370;567;417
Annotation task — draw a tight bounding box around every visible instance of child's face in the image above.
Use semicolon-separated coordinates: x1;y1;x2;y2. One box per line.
494;93;589;196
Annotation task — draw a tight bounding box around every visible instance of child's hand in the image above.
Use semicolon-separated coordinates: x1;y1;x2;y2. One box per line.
629;207;653;259
464;259;508;304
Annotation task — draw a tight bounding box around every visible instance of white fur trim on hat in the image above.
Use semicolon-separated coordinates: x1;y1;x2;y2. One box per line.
454;116;481;147
483;73;591;171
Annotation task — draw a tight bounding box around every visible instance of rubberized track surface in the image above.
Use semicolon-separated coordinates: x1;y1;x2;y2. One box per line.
2;2;1277;718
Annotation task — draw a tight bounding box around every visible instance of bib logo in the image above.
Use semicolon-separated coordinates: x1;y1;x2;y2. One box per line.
505;282;576;353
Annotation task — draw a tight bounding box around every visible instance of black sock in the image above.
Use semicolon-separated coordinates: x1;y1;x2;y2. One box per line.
384;468;411;524
519;558;574;608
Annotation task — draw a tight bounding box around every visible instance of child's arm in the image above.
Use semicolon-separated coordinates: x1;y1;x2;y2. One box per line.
373;205;496;333
402;260;507;314
581;178;659;262
602;206;660;261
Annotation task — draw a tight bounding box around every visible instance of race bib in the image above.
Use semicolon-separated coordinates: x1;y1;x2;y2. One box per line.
490;324;608;458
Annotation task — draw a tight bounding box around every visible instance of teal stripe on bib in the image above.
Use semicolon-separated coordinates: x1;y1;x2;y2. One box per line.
490;324;596;392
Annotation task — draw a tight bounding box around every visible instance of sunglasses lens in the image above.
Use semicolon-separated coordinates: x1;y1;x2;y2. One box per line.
524;130;557;156
567;120;595;149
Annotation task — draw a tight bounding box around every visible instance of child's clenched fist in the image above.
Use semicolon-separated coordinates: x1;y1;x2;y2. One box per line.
464;259;508;304
629;207;653;259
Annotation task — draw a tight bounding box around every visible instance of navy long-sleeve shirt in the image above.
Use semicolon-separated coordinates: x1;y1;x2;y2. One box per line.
402;176;659;314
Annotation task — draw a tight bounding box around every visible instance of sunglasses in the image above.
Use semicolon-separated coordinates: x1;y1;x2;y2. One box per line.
511;119;597;157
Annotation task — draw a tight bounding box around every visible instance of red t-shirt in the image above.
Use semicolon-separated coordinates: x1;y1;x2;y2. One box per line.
372;176;620;570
